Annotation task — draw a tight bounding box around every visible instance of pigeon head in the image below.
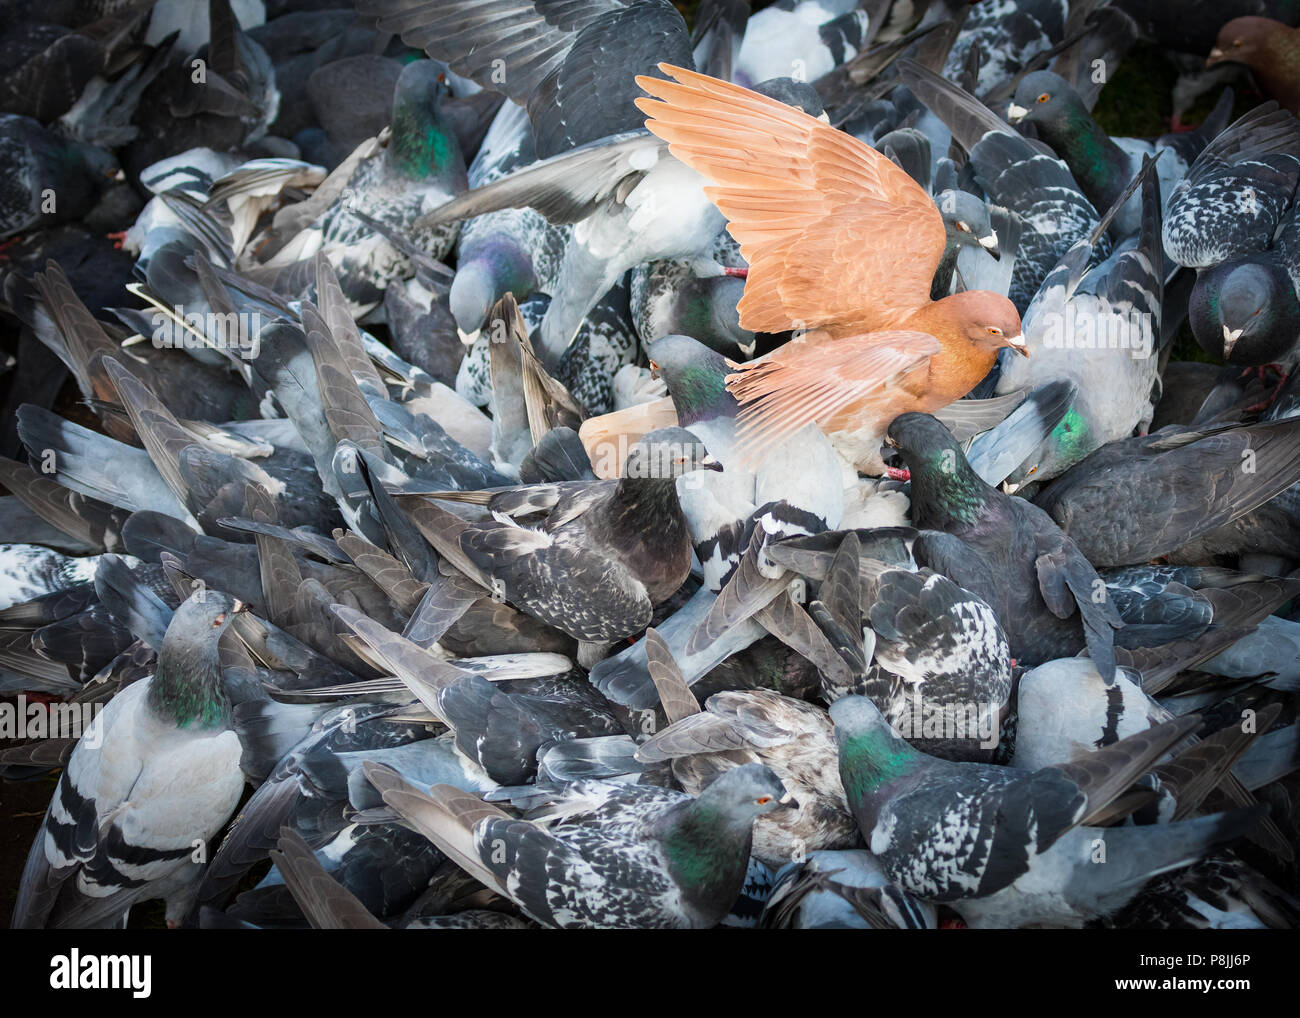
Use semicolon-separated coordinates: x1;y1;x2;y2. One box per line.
75;141;123;185
828;694;896;742
450;257;511;335
147;589;247;730
1208;17;1277;69
1190;257;1300;365
887;413;990;526
623;426;722;479
940;290;1026;356
1007;70;1081;130
937;189;1000;260
695;763;796;820
389;59;466;183
648;334;735;423
752;77;827;121
887;412;962;462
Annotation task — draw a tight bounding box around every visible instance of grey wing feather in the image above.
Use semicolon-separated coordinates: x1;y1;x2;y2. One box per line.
644;627;700;724
269;828;387;930
416;132;665;228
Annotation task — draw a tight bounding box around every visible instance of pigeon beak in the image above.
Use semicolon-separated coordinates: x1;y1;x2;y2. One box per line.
648;359;660;379
778;790;799;810
883;434;900;449
1207;47;1226;66
701;454;723;472
817;112;831;125
1004;334;1029;357
457;327;480;346
1007;103;1029;124
1222;324;1243;357
232;599;249;614
979;232;1001;261
109;168;125;182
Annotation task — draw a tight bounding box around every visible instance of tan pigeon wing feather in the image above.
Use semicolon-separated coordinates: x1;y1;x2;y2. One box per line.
634;64;947;336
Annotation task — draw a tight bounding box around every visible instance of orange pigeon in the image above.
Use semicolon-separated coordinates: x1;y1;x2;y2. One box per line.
634;64;1027;474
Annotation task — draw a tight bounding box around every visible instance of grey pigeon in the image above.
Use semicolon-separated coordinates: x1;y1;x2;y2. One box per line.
12;590;248;928
889;412;1123;680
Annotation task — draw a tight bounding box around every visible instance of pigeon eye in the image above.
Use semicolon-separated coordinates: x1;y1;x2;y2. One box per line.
1036;93;1050;103
756;796;772;805
956;221;970;232
1233;39;1243;47
213;614;226;627
987;326;1003;336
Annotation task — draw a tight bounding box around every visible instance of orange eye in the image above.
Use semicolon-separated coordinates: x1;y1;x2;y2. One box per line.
213;614;226;627
1036;93;1050;103
757;796;772;805
987;326;1003;336
1233;39;1243;47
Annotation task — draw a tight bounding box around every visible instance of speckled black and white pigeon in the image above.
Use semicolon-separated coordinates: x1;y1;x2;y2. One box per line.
831;695;1264;927
630;228;754;359
800;532;1012;763
942;0;1068;98
11;590;247;929
395;427;719;650
262;60;467;313
899;59;1108;311
365;761;794;928
448;100;570;337
1162;102;1300;366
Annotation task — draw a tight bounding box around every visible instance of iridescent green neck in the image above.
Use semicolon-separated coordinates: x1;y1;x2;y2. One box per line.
1047;405;1093;473
147;646;230;730
668;360;732;425
839;730;919;805
390;104;457;180
661;800;751;897
1041;105;1128;201
910;449;988;528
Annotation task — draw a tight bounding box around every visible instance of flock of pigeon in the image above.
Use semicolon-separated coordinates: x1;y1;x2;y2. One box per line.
4;0;1300;931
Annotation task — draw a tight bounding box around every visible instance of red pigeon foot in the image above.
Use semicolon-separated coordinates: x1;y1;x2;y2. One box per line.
106;230;128;250
723;266;748;278
886;466;911;481
1243;364;1290;413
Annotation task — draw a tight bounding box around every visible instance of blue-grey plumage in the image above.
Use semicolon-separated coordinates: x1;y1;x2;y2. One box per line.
12;590;248;929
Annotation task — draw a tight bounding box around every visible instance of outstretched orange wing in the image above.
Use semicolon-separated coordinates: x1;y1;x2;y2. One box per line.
727;331;941;449
635;64;946;336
